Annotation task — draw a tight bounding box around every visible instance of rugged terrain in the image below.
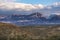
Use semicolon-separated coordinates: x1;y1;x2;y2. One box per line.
0;23;60;40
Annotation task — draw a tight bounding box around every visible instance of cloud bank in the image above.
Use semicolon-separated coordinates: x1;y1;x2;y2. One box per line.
0;2;44;10
0;2;60;16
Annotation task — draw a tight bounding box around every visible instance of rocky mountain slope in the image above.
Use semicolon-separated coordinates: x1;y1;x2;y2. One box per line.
0;12;60;26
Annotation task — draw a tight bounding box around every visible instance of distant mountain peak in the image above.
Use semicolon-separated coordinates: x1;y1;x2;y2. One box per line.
29;12;42;18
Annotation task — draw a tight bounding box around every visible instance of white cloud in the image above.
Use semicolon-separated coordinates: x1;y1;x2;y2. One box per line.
0;0;16;2
0;2;45;11
52;2;60;7
47;6;52;9
52;13;60;15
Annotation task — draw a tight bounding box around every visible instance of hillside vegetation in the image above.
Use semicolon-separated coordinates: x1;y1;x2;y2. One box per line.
0;23;60;40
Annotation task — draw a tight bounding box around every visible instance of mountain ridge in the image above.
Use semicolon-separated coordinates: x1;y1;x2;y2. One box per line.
0;12;60;26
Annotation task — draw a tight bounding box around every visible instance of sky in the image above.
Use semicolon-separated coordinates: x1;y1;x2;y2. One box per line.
15;0;60;5
0;0;60;16
0;0;60;5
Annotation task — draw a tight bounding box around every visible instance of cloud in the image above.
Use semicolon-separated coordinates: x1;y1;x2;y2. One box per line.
0;2;45;11
0;2;60;17
0;0;16;2
53;2;60;6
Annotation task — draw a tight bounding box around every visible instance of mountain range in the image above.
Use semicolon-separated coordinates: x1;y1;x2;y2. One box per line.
0;12;60;26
